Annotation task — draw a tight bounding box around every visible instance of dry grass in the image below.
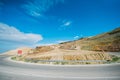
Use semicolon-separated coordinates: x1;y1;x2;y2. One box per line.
23;48;111;61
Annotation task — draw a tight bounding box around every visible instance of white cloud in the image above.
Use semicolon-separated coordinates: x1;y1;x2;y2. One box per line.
0;23;43;44
56;40;68;43
63;21;71;27
22;0;64;18
0;23;43;52
61;19;72;27
74;36;79;39
34;43;55;47
33;40;69;48
59;20;72;30
30;10;42;17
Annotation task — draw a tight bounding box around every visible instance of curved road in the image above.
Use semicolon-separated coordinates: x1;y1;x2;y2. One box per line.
0;55;120;80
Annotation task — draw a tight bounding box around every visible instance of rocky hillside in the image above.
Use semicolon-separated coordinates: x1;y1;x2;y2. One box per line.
11;27;120;64
59;27;120;52
25;49;111;61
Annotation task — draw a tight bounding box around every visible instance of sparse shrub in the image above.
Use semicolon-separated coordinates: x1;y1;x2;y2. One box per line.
86;62;90;64
11;57;16;60
112;57;120;62
61;62;68;65
53;62;60;65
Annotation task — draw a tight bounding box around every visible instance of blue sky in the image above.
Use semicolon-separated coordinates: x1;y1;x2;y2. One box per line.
0;0;120;53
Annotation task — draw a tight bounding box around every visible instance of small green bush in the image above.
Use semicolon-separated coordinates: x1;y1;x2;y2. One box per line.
11;57;16;60
53;62;60;65
112;57;120;62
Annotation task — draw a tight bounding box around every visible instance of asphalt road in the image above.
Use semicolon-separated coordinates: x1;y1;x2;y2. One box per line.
0;55;120;80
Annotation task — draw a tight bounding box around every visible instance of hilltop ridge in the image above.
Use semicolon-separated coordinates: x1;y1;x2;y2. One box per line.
59;27;120;52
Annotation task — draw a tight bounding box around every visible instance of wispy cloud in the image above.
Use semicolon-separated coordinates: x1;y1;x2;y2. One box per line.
74;34;84;39
63;21;71;27
34;43;55;47
74;36;79;39
0;23;43;52
22;0;64;18
59;20;72;30
56;40;68;43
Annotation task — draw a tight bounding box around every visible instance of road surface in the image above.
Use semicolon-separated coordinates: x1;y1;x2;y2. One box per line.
0;55;120;80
